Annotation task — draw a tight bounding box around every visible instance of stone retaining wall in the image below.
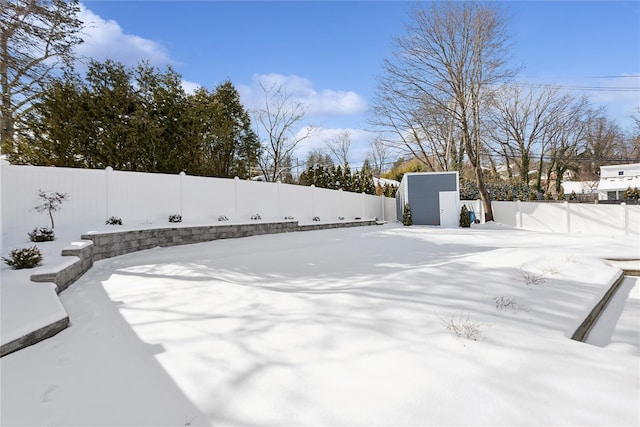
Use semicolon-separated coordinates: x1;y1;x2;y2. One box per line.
571;271;626;342
1;220;378;357
83;221;302;261
43;219;377;293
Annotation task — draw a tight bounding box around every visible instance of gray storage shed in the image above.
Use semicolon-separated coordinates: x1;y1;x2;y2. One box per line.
396;172;460;226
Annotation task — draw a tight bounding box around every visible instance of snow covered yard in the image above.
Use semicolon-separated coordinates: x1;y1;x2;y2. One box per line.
1;223;639;426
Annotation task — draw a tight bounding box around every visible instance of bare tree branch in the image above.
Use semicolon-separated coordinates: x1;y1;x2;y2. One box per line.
372;2;516;221
253;81;318;182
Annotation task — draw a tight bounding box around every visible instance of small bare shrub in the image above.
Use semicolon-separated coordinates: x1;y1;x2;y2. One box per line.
438;311;485;341
542;263;560;275
494;296;528;314
520;269;546;286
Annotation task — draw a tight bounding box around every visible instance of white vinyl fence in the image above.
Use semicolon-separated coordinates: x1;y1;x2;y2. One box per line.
4;162;633;236
464;199;639;236
0;163;397;231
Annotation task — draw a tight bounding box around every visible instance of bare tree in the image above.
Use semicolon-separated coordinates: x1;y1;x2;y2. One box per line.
1;0;83;152
324;130;351;167
373;1;515;221
579;113;627;180
626;112;640;161
487;84;566;185
253;81;317;182
544;96;594;195
366;136;393;178
371;80;460;172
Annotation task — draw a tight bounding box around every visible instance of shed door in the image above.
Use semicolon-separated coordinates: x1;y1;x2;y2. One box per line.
439;191;459;227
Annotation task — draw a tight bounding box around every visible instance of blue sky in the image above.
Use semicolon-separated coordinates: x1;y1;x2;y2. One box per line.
77;1;640;168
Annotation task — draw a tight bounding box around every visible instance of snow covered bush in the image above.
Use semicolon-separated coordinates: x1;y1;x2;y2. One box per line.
313;216;321;222
402;204;412;226
28;227;55;242
251;214;261;220
624;186;639;200
459;205;471;228
3;246;43;269
218;215;229;221
105;216;123;225
168;214;182;223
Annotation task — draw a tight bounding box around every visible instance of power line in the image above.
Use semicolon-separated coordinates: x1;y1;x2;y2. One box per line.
514;74;640;80
505;82;640;92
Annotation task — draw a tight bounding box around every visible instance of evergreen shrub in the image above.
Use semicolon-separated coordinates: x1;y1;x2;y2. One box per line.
624;187;639;200
3;246;43;269
460;205;471;228
28;227;55;242
105;216;123;225
168;214;182;223
402;204;412;226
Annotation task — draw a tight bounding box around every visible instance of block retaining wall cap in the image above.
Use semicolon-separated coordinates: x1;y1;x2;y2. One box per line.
0;317;70;357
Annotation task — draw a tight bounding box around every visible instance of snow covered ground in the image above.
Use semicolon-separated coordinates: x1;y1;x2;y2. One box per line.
1;222;639;426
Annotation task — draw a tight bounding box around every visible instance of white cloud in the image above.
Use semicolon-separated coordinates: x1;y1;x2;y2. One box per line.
181;80;201;95
75;5;174;68
238;73;368;116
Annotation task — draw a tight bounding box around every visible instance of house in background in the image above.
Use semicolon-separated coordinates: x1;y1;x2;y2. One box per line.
561;180;598;201
396;172;459;226
597;163;640;200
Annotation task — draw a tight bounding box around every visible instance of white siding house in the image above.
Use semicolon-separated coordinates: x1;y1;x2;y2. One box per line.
597;163;640;200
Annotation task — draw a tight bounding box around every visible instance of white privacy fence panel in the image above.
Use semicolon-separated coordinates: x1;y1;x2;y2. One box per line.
364;194;382;219
236;179;279;219
279;183;313;219
382;197;397;222
181;174;235;221
1;165;106;229
566;203;628;235
1;164;396;231
107;169;180;224
313;186;342;219
490;200;639;235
